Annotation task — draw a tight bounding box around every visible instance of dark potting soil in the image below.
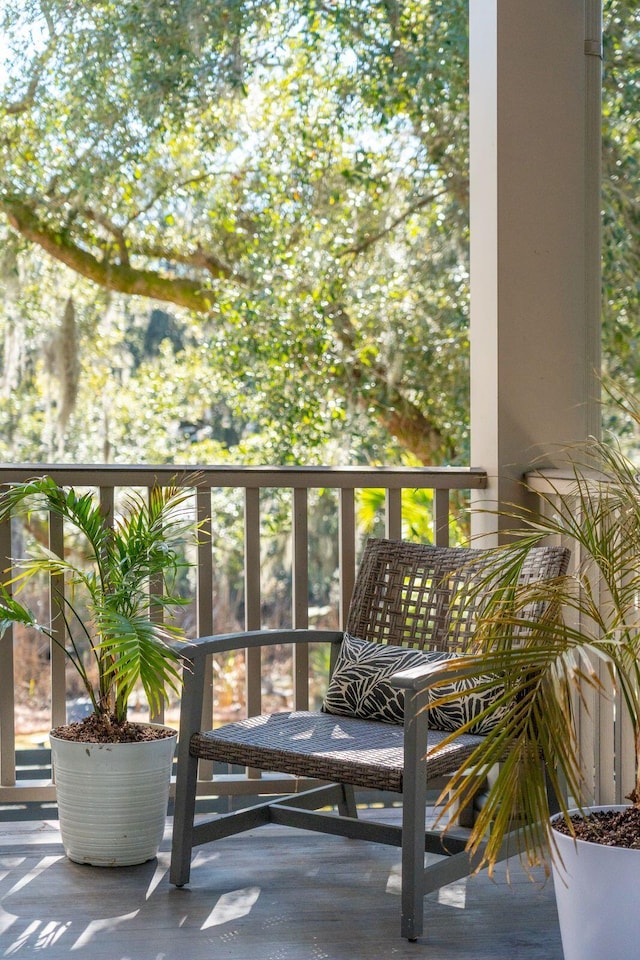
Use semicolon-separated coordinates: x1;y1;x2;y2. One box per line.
553;806;640;849
51;714;176;744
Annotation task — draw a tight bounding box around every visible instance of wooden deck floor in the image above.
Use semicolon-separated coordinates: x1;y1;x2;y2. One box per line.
0;813;562;959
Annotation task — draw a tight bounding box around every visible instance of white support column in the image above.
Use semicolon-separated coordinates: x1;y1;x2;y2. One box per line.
469;0;602;541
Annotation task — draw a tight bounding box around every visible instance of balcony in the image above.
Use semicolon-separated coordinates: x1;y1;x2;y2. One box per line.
0;464;568;957
0;3;607;955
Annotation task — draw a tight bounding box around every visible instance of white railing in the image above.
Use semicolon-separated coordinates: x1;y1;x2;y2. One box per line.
527;469;635;806
0;463;487;808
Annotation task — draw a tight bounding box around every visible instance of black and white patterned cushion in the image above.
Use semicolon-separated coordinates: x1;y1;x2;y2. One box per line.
322;633;442;724
321;633;505;735
427;666;507;735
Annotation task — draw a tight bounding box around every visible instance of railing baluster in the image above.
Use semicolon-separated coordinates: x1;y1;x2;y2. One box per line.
385;488;402;540
146;482;165;725
434;489;450;546
339;488;356;631
244;487;262;779
196;489;214;638
244;481;263;720
292;487;309;709
0;514;16;787
99;485;115;526
195;488;214;779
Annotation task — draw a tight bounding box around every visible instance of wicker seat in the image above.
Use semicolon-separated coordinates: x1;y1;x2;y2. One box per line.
170;537;570;940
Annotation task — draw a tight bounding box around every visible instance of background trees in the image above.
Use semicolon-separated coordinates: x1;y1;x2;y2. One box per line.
601;0;640;440
0;0;469;464
0;0;637;466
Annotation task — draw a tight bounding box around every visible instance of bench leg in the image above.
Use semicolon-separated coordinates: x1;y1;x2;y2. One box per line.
337;784;358;818
401;699;428;941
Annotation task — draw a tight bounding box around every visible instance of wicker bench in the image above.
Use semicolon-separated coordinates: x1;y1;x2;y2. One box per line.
170;537;570;940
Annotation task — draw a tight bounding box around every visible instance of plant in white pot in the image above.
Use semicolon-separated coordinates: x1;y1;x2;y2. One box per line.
0;476;200;866
425;416;640;960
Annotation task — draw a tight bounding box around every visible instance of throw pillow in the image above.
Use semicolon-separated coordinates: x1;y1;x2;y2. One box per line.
321;632;505;734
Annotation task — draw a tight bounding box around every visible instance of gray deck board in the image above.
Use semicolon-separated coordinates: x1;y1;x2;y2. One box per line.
0;815;562;959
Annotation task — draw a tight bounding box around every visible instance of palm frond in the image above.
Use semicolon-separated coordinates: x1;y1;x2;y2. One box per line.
94;610;183;715
0;586;48;638
432;415;640;873
0;475;201;725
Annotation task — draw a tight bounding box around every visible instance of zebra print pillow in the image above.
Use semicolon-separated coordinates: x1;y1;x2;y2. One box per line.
321;632;505;734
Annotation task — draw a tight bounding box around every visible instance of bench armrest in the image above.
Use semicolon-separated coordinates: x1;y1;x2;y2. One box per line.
177;628;343;663
390;655;486;691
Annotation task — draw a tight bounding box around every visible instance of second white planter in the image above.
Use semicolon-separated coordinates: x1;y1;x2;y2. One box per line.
50;726;177;867
551;805;639;960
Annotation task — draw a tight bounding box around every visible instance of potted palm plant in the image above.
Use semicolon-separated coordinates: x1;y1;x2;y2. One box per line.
0;476;200;866
426;409;640;960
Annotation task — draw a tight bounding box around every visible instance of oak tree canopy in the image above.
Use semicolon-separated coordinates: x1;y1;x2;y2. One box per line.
0;1;637;463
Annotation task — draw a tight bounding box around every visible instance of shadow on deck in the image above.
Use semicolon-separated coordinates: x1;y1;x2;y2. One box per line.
0;814;562;959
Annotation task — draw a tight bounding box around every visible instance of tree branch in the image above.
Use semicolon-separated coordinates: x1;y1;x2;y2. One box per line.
83;207;130;268
326;302;451;463
2;196;217;312
134;240;244;282
82;203;244;281
339;188;445;258
3;19;60;117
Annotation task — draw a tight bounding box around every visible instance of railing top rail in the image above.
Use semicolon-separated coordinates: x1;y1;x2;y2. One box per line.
0;464;488;490
526;467;612;495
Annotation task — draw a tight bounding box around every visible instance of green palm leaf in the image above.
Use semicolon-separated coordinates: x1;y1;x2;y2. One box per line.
0;475;201;725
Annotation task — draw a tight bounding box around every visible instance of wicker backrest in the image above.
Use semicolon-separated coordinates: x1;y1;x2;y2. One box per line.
345;538;570;653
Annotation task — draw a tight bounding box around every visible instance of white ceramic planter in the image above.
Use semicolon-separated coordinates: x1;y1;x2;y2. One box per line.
551;805;639;960
50;725;177;866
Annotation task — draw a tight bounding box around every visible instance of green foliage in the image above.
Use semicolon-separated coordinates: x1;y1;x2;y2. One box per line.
601;0;640;415
0;477;199;723
0;1;636;465
358;485;468;544
0;0;470;466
